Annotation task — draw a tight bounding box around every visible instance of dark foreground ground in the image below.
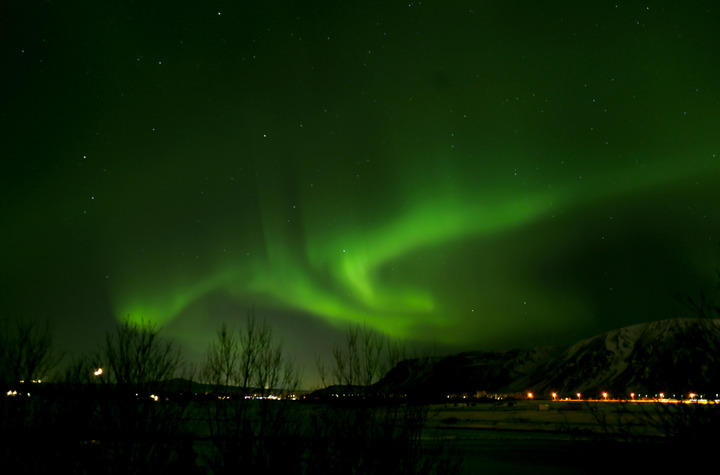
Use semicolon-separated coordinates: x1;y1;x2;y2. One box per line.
423;400;716;474
3;396;715;473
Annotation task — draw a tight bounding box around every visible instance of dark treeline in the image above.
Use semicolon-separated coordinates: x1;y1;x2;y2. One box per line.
0;314;461;474
4;277;719;473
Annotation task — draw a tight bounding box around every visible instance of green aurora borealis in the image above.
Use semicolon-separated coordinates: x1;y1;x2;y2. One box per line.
2;1;720;380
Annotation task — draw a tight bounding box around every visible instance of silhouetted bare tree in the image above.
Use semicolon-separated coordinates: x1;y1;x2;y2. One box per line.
202;312;301;473
90;318;192;474
0;318;64;472
311;323;461;474
316;323;410;392
0;317;59;387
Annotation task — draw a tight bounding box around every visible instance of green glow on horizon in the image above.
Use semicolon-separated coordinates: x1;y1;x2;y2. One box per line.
111;153;719;344
6;1;720;388
112;176;557;340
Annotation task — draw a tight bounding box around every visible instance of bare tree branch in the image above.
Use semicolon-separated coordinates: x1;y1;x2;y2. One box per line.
0;317;60;386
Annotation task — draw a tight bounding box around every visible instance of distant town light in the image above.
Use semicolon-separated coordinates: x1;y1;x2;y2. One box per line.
94;368;103;376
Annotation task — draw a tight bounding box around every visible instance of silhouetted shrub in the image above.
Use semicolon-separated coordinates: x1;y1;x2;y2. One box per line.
200;312;302;473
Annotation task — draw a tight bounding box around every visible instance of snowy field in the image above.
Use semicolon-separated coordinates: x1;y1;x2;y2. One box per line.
422;400;716;473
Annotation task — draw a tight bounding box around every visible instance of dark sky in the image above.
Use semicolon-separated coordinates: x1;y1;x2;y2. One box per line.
2;1;720;385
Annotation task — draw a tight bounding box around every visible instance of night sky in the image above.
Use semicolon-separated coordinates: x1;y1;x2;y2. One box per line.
3;1;720;385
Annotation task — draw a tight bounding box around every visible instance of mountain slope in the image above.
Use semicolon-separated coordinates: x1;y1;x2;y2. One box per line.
375;318;720;399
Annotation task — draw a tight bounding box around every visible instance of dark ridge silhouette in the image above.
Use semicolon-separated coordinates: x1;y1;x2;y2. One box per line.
374;318;720;399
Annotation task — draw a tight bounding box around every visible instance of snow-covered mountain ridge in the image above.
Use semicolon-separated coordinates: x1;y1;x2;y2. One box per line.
375;318;720;398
